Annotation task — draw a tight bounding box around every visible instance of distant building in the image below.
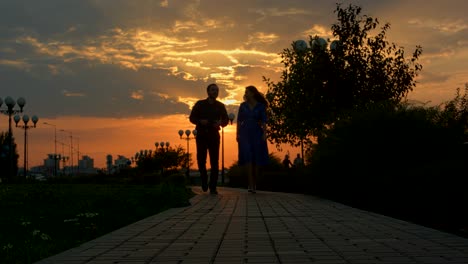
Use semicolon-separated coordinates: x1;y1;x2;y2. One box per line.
106;154;131;174
78;155;97;175
79;155;94;170
29;165;46;180
115;155;131;169
106;155;113;174
43;154;59;177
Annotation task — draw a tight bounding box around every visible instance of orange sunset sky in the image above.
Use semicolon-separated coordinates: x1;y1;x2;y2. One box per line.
1;0;467;169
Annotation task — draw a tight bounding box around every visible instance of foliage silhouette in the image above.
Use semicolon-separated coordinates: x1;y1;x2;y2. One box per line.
307;95;468;237
436;83;468;142
264;3;422;148
0;131;19;181
133;146;188;174
227;153;310;192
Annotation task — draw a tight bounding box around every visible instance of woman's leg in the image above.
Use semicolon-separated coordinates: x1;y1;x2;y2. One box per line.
253;165;261;193
246;163;253;191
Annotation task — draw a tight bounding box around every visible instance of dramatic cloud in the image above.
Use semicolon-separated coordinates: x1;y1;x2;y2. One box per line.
408;18;468;34
1;0;467;167
0;0;466;118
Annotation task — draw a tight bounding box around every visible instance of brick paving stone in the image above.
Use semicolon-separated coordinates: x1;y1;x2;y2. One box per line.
212;257;245;264
36;187;468;264
278;256;313;264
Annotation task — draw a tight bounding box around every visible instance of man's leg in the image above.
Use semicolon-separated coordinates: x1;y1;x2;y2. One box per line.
196;135;208;192
207;133;220;193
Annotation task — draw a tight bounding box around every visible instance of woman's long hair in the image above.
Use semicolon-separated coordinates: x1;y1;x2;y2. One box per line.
246;85;268;107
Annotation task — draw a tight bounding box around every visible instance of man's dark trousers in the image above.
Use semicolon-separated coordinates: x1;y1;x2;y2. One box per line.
196;131;220;191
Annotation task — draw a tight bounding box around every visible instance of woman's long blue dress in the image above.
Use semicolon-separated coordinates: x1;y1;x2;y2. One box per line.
237;102;269;166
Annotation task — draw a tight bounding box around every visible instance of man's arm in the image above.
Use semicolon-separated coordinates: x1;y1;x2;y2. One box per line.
189;101;200;125
190;101;210;126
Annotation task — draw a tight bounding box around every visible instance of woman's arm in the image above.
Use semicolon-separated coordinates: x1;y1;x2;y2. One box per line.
258;103;268;141
236;103;245;141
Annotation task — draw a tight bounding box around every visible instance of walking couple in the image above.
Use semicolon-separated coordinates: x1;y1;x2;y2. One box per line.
189;84;269;194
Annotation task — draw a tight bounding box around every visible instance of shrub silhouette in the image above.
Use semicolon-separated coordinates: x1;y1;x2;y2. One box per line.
309;102;467;235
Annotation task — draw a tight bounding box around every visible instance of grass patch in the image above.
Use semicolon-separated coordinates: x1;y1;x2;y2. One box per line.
0;182;193;263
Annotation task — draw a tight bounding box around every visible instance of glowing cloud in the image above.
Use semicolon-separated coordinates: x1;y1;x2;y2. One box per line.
303;25;334;39
62;90;86;97
246;32;279;47
173;18;234;33
249;7;312;19
160;0;169;7
131;90;144;100
177;96;200;109
0;59;32;71
408;18;468;34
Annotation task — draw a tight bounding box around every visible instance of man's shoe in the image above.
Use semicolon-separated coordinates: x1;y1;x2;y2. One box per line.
210;189;218;195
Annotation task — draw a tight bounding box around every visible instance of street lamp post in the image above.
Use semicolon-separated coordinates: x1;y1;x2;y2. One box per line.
221;113;236;184
155;141;170;152
57;139;69;175
43;122;58;176
14;114;38;177
0;96;26;180
76;137;80;175
61;155;69;175
178;129;197;182
155;141;170;174
60;129;73;175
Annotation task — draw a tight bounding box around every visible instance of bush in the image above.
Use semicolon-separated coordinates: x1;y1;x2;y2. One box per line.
307;102;468;236
226;161;246;188
164;173;187;187
227;153;313;193
44;168;190;185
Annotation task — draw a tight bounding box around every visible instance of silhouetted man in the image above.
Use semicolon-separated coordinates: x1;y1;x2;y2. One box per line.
282;154;292;169
190;83;229;194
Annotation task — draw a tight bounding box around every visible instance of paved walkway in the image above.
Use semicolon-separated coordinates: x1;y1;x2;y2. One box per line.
36;187;468;264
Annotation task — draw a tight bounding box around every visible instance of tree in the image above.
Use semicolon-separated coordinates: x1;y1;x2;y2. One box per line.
0;131;19;181
264;3;423;147
436;83;468;142
134;146;188;174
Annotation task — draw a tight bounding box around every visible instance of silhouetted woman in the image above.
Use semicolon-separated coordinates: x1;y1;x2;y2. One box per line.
236;86;269;193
